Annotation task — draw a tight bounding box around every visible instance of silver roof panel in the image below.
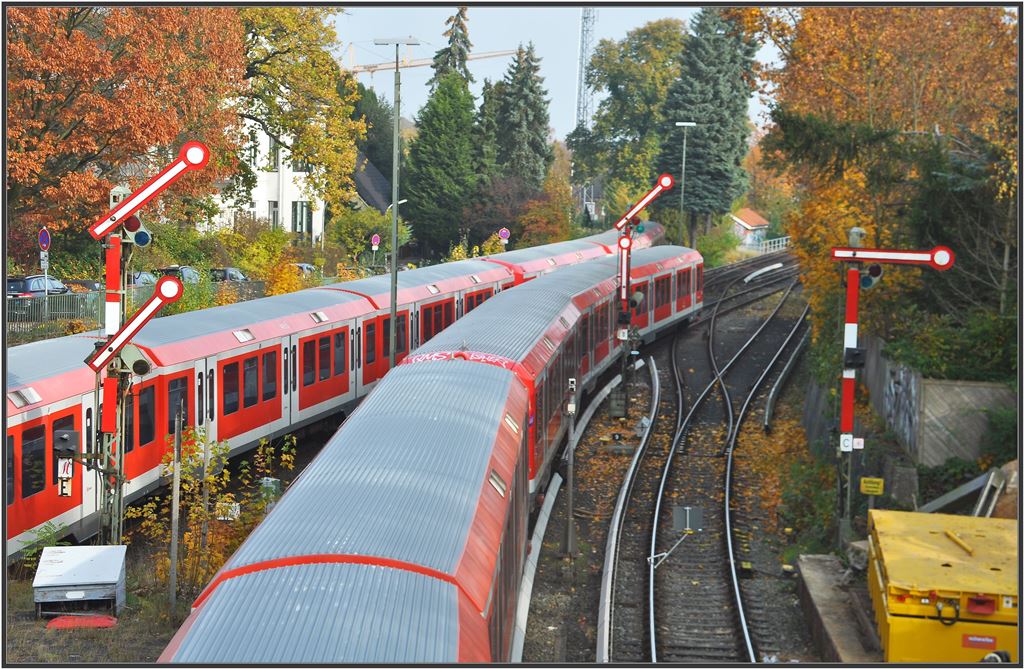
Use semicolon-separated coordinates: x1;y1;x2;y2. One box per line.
224;359;518;573
171;563;458;663
7;335;98;388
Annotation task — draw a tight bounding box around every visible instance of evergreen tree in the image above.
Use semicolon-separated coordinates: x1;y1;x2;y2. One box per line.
351;81;394;176
427;6;474;89
405;72;478;258
496;43;552;190
473;79;503;184
657;8;756;245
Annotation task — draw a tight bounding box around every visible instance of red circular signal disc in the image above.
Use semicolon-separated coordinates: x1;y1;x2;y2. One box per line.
123;215;142;232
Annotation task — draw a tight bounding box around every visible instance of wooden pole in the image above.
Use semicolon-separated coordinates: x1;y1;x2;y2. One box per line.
168;400;182;612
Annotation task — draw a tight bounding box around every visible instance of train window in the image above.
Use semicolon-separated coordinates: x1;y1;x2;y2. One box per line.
167;377;189;434
303;340;316;386
318;337;330;381
633;285;646;317
6;435;13;505
223;363;240;415
85;408;93;453
291;345;297;391
263;351;278;400
243;357;259;408
433;306;443;337
333;334;345;376
422;306;434;342
397;315;407;354
51;416;75;484
382;318;391;358
139;386;155;446
443;301;453;328
207;369;215;420
21;425;45;499
697;264;704;293
197;372;204;425
124;394;135;454
365;323;377;364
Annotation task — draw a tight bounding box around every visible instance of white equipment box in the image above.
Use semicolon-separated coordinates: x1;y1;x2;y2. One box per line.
32;545;127;617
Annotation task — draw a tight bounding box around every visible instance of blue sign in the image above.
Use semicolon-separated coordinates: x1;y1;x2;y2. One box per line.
38;227;51;251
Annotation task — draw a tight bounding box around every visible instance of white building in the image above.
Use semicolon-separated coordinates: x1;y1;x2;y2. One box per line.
212;125;325;244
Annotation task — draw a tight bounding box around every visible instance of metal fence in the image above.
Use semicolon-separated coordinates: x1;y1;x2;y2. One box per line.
758;236;791;254
6;281;266;347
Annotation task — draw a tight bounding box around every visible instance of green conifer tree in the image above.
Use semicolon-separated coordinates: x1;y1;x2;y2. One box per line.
657;8;756;245
496;43;552;190
427;6;474;89
405;72;478;258
474;79;503;184
351;81;394;176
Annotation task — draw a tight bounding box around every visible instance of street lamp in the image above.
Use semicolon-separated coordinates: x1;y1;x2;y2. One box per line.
675;121;696;246
374;37;419;369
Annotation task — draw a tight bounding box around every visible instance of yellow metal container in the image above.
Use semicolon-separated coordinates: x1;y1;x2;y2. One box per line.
867;510;1018;662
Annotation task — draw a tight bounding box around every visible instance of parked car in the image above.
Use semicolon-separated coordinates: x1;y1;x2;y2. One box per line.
210;267;249;282
63;279;103;292
156;266;201;284
7;275;70;298
129;270;158;286
7;275;73;321
290;263;317;278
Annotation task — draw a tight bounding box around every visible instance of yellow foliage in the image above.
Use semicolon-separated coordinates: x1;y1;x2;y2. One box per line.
214;283;239;307
265;259;305;296
444;239;470;262
480;233;505;256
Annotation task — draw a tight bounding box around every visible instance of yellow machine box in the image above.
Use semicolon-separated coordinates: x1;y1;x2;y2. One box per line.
867;510;1018;663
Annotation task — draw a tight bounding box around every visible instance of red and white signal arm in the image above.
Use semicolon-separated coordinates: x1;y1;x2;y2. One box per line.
87;277;183;372
831;245;955;271
90;141;210;239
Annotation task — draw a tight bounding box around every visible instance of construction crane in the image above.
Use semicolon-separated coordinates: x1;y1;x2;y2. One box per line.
344;44;516;74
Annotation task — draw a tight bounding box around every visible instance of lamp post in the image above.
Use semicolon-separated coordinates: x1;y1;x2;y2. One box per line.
374;37;419;369
675;121;696;245
381;199;407;272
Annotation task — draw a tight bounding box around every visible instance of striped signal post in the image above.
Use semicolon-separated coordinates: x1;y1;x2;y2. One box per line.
610;174;674;418
83;141;208;545
830;243;954;538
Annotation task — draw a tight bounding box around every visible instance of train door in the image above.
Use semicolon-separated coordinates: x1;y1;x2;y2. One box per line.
79;393;100;525
632;280;649;330
194;359;215;444
284;335;299;425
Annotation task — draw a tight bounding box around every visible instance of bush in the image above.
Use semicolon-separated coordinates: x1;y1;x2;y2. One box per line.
778;457;836;553
696;223;741;268
980;407;1017;466
917;457;982;503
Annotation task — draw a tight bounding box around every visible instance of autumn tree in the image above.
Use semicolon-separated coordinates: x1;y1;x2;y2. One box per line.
428;6;474;89
518;143;573;246
568;19;686;215
234;8;364;216
6;7;245;265
732;6;1017;381
404;72;478;258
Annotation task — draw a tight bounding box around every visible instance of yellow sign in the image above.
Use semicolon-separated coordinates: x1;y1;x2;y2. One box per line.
860;477;885;496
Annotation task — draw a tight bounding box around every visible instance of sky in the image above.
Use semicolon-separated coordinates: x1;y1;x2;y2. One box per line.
334;6;777;140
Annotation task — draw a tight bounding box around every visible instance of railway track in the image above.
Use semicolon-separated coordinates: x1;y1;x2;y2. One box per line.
597;261;809;663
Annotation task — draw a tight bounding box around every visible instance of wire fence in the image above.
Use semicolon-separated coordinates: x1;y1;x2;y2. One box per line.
6;281;266;347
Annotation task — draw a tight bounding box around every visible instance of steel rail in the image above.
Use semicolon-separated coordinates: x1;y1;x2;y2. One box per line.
647;278;799;662
763;329;810;433
596;357;660;662
721;305;810;662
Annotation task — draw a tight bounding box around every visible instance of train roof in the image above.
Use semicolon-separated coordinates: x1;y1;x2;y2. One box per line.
217;359;519;574
412;246;699;365
483;236;607;264
167;562;459;662
320;259;509;306
6;335;98;389
131;289;368;348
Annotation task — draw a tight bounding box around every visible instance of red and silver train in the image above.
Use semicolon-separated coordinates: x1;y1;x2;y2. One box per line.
160;244;704;663
4;225;663;556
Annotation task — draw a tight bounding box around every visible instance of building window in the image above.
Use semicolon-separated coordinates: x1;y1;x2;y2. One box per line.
269;201;279;229
245;141;258;168
292;156;312;173
292;201;312;240
269;137;281;171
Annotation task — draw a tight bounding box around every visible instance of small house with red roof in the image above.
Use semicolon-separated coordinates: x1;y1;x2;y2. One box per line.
729;208;770;247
